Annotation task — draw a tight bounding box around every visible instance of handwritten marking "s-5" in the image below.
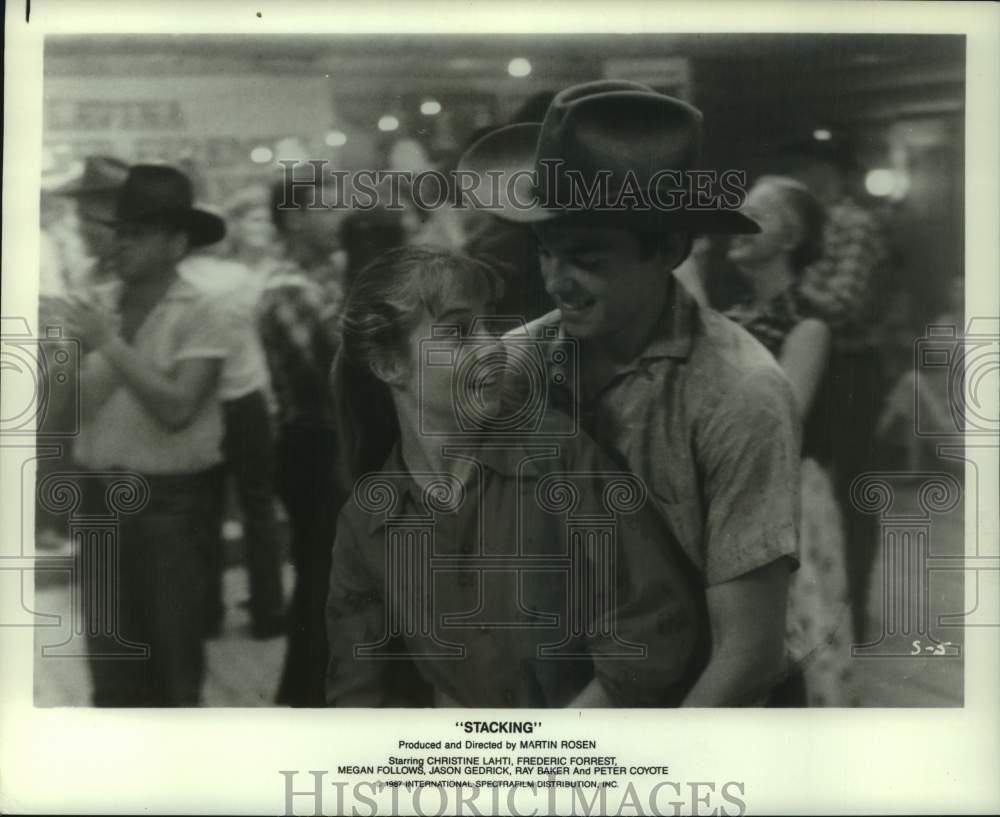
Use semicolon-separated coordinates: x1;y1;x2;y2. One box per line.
910;640;955;656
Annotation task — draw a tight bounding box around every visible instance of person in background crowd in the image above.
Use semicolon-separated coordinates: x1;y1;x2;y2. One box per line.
36;157;132;550
875;273;964;472
387;138;466;251
339;206;407;294
727;176;856;706
461;81;802;706
58;164;235;706
258;174;346;706
53;161;287;640
49;156;130;289
784;138;890;643
326;247;706;707
39;192;82;298
223;185;285;285
181;226;287;641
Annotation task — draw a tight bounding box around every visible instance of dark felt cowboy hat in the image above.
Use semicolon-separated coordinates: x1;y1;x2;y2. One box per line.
457;80;759;234
51;155;129;197
112;164;226;248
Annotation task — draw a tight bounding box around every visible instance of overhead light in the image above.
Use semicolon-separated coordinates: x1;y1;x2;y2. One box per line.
274;137;306;159
507;57;532;78
420;99;442;116
250;146;274;164
378;115;400;132
813;128;832;141
325;130;348;147
864;168;896;197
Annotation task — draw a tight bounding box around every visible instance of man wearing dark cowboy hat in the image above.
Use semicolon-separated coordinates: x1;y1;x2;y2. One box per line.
54;158;287;643
61;164;236;706
460;81;802;706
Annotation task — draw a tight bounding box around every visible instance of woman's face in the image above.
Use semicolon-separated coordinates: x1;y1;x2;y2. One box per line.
235;205;278;251
727;183;797;270
401;285;505;435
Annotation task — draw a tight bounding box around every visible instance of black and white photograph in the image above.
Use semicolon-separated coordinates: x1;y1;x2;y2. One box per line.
1;1;997;814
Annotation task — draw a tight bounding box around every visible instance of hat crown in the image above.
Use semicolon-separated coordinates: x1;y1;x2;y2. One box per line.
81;155;130;189
52;154;129;197
117;164;196;221
536;81;704;191
455;80;759;234
113;164;226;248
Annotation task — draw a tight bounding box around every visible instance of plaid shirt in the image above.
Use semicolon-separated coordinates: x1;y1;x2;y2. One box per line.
799;197;888;347
257;260;343;430
326;435;707;708
511;283;802;588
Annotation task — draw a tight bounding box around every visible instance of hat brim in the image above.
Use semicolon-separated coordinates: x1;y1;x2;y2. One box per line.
115;206;227;248
457;123;761;234
50;179;121;198
457;123;555;224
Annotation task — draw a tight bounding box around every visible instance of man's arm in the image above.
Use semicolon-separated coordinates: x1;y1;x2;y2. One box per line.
96;337;221;430
681;559;791;707
63;292;226;431
683;366;802;706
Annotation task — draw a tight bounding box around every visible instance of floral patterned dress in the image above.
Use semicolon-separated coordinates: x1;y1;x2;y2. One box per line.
728;288;857;706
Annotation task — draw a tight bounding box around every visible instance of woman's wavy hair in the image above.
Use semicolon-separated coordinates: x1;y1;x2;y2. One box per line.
330;246;505;492
754;175;827;273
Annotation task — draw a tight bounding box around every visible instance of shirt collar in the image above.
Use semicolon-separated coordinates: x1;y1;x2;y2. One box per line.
363;439;547;536
536;276;697;403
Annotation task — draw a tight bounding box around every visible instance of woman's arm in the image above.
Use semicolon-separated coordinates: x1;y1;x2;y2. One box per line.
778;317;831;419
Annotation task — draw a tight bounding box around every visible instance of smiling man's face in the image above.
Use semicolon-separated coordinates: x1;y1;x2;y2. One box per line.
533;219;677;340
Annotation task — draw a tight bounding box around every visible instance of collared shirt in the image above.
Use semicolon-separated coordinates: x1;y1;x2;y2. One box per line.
179;253;270;401
513;279;801;587
72;277;233;475
257;258;342;429
326;434;707;708
800;196;888;347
